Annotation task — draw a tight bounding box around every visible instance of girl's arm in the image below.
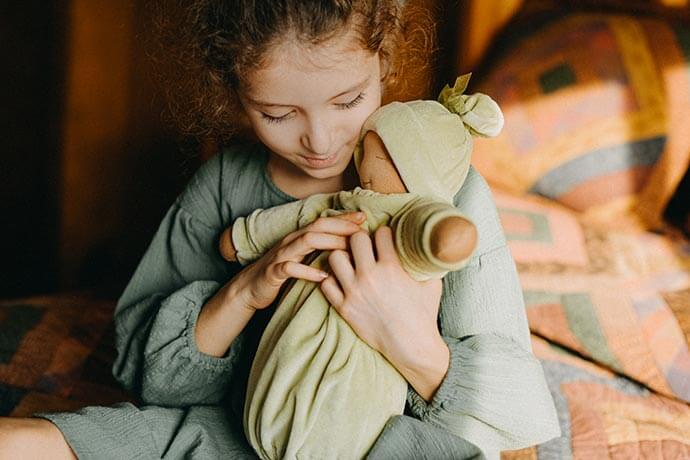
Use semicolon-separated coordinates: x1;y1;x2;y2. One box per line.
112;152;247;406
112;151;362;407
195;211;365;358
322;168;561;457
399;170;561;454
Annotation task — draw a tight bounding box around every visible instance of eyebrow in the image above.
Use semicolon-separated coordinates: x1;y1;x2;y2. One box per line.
247;76;371;108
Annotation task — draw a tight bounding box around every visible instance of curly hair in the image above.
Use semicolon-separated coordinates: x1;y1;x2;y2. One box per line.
153;0;436;143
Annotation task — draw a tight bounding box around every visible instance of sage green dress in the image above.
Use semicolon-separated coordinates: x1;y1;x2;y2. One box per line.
34;142;560;459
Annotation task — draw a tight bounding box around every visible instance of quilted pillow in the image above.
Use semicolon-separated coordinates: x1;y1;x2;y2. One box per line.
473;13;690;229
503;335;690;459
0;294;134;417
493;188;690;404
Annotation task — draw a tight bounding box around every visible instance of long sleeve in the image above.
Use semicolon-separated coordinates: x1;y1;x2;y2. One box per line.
399;168;560;456
112;152;246;407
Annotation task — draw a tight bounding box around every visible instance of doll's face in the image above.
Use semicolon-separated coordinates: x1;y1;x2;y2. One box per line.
359;131;406;193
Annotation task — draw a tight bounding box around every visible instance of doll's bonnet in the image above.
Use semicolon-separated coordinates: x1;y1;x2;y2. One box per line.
353;73;504;204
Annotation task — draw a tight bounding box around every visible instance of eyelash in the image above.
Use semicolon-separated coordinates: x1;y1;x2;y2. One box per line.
260;92;366;124
261;113;288;124
338;92;366;110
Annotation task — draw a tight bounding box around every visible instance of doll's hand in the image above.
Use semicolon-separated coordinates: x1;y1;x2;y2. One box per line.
232;212;366;310
219;225;238;261
320;226;449;399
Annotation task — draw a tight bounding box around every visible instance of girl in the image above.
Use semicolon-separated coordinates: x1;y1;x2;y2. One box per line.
0;1;560;459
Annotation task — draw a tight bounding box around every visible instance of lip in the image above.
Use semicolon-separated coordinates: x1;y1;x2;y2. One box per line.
301;151;339;168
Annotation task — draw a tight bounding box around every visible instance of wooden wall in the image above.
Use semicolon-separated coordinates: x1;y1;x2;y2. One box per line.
58;0;197;297
1;1;196;298
1;2;66;297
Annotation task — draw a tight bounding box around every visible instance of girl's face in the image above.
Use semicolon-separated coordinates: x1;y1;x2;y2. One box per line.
238;31;383;181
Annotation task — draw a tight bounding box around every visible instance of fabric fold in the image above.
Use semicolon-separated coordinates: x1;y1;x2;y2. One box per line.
139;280;246;406
35;403;159;460
406;333;561;453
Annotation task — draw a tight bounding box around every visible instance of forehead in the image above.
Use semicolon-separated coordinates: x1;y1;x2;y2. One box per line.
244;32;379;105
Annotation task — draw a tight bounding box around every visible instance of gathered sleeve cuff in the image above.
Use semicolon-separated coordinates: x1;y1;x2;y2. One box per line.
405;333;561;452
112;196;247;407
135;280;246;406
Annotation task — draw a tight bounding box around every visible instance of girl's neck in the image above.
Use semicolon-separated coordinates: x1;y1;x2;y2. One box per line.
267;154;359;199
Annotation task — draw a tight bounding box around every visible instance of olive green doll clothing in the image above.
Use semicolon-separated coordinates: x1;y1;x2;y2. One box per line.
33;144;561;459
238;189;473;459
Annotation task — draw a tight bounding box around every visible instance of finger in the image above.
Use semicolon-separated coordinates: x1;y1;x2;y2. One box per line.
268;260;329;284
282;214;364;245
349;231;376;270
374;225;399;264
280;232;349;260
328;249;356;290
334;211;367;223
314;213;366;232
320;275;345;307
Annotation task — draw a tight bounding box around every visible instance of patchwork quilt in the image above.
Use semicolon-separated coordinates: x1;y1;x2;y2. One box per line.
494;188;690;458
0;294;134;417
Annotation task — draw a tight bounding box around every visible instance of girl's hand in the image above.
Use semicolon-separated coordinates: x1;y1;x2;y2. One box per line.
320;226;448;392
233;212;366;310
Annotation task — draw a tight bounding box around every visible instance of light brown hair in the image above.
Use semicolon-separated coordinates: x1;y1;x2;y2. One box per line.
153;0;436;143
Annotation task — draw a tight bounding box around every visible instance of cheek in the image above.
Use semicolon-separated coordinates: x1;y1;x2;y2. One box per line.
345;99;380;140
355;85;382;129
249;118;299;153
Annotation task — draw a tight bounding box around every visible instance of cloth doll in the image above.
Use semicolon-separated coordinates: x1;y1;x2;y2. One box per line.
218;74;504;460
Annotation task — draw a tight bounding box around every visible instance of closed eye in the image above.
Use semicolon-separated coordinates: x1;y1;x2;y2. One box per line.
336;93;366;110
260;112;293;124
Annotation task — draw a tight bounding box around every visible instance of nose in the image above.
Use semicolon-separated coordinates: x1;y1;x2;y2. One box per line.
301;115;333;156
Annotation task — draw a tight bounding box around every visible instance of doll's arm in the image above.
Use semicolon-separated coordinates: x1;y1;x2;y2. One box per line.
390;196;477;281
220;193;339;265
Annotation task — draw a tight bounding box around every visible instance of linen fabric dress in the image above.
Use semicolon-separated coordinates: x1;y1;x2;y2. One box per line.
34;142;561;459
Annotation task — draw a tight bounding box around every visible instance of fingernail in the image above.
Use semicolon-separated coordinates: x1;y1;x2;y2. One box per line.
318;271;328;278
